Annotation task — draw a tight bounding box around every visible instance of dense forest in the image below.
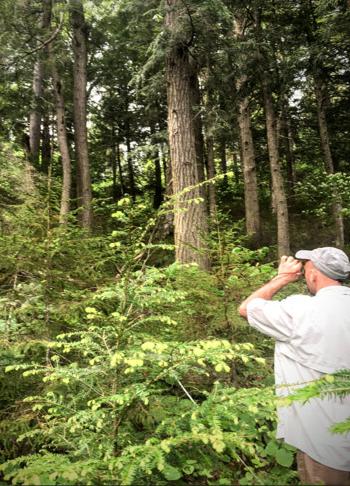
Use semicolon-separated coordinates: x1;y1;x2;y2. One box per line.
0;0;350;484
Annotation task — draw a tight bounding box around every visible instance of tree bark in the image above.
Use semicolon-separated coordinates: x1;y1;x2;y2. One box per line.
236;74;261;245
41;113;51;173
165;0;210;270
189;58;206;199
29;0;51;166
111;141;118;203
116;143;125;196
150;123;164;209
153;145;163;209
125;132;136;201
234;14;261;245
280;102;297;194
301;0;344;247
49;47;72;224
262;76;290;257
314;73;344;247
69;0;93;230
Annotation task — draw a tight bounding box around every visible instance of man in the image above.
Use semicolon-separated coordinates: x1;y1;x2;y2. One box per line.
239;247;350;485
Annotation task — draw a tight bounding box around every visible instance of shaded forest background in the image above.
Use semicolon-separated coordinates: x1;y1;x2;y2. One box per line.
0;0;350;484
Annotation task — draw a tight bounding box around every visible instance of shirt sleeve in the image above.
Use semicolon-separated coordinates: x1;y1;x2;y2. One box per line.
246;295;307;342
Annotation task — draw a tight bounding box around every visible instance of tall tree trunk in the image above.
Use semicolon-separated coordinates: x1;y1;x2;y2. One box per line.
314;73;344;247
262;77;290;257
234;14;261;245
41;114;51;173
150;122;164;209
165;0;210;270
49;47;72;224
125;132;136;201
280;102;297;194
116;143;125;196
29;60;44;166
29;0;51;166
153;145;163;209
236;75;261;245
69;0;93;230
301;0;345;247
110;125;119;202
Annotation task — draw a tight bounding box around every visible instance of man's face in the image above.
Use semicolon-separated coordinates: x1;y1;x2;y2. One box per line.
303;260;317;294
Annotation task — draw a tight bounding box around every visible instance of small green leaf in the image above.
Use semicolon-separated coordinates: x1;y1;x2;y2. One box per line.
265;440;278;456
275;448;294;467
163;465;182;481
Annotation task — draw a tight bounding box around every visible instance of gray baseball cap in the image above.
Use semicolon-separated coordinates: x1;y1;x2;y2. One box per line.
295;247;350;281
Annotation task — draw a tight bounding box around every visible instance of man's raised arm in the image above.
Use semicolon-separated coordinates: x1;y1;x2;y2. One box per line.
238;256;302;318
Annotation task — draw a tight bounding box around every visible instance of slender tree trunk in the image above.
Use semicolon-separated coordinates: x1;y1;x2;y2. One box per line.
125;133;136;201
29;59;44;166
165;0;210;270
111;149;118;202
236;75;261;244
153;145;163;209
41;114;51;173
281;102;297;194
301;0;344;247
206;134;217;217
234;15;261;245
29;0;51;166
116;143;125;196
50;48;72;224
110;126;118;202
262;77;290;257
69;0;93;230
150;122;164;209
314;73;344;247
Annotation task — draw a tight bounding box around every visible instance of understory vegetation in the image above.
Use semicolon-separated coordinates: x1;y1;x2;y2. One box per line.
0;155;296;485
1;154;349;485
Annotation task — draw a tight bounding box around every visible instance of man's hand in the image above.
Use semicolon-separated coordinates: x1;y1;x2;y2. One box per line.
278;256;303;282
238;255;303;318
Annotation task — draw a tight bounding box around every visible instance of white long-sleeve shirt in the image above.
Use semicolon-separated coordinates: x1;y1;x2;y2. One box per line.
247;285;350;471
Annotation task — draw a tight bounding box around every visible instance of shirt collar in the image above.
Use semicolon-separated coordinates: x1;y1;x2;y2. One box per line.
316;285;349;296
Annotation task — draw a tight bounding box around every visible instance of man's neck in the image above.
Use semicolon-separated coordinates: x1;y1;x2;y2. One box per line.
315;280;342;293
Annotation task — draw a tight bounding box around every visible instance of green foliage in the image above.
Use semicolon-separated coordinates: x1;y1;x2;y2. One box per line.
0;203;297;484
282;370;350;435
294;169;350;219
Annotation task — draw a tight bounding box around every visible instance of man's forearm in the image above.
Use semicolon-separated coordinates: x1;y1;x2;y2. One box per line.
238;274;293;318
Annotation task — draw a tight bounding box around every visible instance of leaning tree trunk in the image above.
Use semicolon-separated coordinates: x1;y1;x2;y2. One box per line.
262;77;290;257
165;0;210;270
69;0;93;230
314;73;344;248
